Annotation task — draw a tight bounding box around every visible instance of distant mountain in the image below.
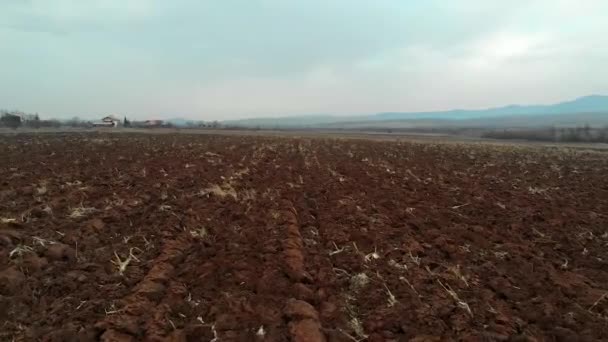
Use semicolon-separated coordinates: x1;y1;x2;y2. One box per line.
323;112;608;129
374;95;608;121
223;95;608;128
223;115;358;128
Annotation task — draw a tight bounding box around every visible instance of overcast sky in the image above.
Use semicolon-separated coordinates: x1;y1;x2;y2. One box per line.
1;0;607;120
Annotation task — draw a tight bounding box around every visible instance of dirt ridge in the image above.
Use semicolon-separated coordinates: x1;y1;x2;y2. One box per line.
97;233;192;340
281;199;326;342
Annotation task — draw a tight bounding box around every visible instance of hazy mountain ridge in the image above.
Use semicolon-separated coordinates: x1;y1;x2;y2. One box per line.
223;95;608;128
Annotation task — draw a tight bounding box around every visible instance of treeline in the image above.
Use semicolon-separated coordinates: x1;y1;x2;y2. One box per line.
482;126;608;143
0;110;115;129
0;110;228;130
0;115;98;129
0;110;63;129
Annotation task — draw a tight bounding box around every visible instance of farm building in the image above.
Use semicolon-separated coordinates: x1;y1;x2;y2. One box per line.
93;115;121;127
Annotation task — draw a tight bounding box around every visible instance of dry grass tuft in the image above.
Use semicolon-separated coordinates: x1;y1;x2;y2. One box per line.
200;183;238;200
438;280;473;317
345;318;368;341
349;273;370;292
364;247;380;262
449;265;469;287
329;242;346;256
399;276;421;297
190;227;208;239
68;206;97;219
33;236;57;247
111;247;141;275
384;283;398;307
9;245;34;258
388;259;408;271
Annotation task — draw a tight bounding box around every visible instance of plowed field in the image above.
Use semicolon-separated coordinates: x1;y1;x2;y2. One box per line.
1;133;608;341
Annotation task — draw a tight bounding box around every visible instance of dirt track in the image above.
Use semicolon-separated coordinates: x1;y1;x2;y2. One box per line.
1;133;608;341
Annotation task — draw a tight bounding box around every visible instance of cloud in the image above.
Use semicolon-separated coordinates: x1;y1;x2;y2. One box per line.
0;0;154;34
0;0;607;119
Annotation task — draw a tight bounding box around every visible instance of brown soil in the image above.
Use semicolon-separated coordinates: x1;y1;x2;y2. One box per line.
1;133;608;341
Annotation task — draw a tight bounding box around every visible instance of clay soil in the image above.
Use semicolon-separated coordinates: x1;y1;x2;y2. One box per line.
1;133;608;341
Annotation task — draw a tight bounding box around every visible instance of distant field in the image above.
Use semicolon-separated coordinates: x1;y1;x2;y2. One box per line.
2;127;608;151
1;133;608;340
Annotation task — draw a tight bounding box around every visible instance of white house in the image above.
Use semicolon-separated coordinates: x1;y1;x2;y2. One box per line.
93;115;121;127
